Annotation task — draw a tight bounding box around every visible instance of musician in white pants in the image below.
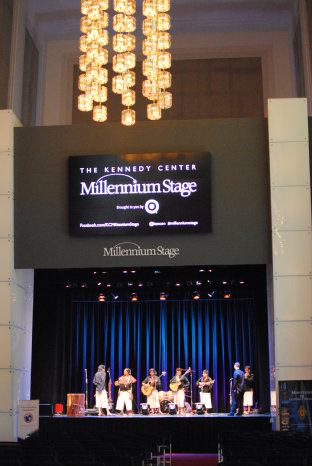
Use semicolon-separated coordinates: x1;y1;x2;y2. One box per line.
196;369;214;414
170;368;191;415
142;368;161;414
93;364;112;416
115;368;136;415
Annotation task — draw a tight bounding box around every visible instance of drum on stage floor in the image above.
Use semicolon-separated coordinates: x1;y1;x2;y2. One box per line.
160;400;170;414
159;391;174;402
66;393;85;417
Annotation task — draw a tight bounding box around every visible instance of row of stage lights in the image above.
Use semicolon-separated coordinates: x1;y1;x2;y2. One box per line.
96;290;233;302
65;279;245;289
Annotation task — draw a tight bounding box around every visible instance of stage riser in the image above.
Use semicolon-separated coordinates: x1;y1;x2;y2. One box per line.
39;416;272;453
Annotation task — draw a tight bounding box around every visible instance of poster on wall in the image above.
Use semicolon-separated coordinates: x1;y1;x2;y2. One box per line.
68;152;211;236
279;380;312;432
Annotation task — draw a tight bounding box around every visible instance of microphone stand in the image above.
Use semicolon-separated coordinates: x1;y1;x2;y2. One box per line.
190;371;193;412
85;368;88;410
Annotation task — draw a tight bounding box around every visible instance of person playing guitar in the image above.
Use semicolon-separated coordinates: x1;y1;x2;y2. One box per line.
196;369;214;414
141;368;166;414
169;367;191;415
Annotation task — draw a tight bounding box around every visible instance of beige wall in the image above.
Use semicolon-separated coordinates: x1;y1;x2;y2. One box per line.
41;30;294;126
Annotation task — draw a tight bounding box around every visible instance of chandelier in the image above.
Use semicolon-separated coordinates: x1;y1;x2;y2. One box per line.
78;0;172;125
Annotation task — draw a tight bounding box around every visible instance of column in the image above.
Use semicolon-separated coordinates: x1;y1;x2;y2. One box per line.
0;109;34;442
268;98;312;429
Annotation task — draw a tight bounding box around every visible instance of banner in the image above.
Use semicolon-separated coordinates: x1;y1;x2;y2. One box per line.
18;400;39;439
279;381;312;432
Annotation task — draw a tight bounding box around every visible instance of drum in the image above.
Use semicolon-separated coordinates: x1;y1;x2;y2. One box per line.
66;393;85;417
158;391;165;401
160;400;170;414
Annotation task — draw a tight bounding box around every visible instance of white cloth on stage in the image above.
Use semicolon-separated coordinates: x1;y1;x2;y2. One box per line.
199;391;212;409
95;389;109;409
116;390;133;412
243;390;253;406
173;390;185;408
147;390;160;409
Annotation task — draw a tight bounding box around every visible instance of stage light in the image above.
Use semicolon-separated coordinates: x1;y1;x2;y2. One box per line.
208;291;215;298
101;271;108;274
106;283;111;287
199;269;205;272
224;292;231;299
111;293;119;300
153;270;161;274
65;284;71;288
93;271;97;275
222;281;227;285
138;283;143;287
130;270;136;274
195;403;205;415
207;280;211;284
131;292;138;301
160;291;167;301
196;280;202;286
239;281;245;284
175;282;181;287
128;282;133;287
140;403;149;415
81;283;87;288
122;270;128;274
97;282;102;286
98;293;106;302
208;269;212;272
169;403;177;415
193;291;200;300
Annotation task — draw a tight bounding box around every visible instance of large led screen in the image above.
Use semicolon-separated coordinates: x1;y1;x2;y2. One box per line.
68;152;211;236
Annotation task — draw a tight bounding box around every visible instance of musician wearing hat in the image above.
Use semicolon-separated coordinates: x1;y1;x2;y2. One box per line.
142;368;162;414
170;368;191;415
196;369;214;414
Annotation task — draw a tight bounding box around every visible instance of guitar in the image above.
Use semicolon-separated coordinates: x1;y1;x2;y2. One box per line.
141;371;166;396
198;379;215;391
169;367;191;392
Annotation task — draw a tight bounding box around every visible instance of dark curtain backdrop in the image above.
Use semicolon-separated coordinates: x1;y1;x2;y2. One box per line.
32;290;270;413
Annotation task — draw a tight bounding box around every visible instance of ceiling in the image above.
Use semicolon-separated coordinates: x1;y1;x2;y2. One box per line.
26;0;297;45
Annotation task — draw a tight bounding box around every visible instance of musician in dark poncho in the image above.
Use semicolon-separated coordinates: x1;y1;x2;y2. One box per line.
93;364;112;416
196;369;214;414
142;368;161;414
170;368;191;415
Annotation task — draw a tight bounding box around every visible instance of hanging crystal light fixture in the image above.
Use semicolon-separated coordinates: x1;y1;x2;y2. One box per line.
112;0;136;126
78;0;109;122
142;0;172;120
78;0;172;124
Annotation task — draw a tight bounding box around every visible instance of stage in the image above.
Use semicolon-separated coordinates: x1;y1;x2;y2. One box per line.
39;413;272;453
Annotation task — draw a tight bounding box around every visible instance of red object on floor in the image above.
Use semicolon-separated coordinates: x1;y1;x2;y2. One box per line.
167;453;218;465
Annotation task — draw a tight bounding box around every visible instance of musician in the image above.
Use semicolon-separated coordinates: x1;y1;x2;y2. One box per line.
228;362;244;416
142;368;161;414
115;368;136;415
243;365;254;414
196;369;214;414
93;364;112;416
170;368;190;415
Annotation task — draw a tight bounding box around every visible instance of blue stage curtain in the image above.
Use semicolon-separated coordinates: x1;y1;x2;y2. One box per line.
69;298;257;412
